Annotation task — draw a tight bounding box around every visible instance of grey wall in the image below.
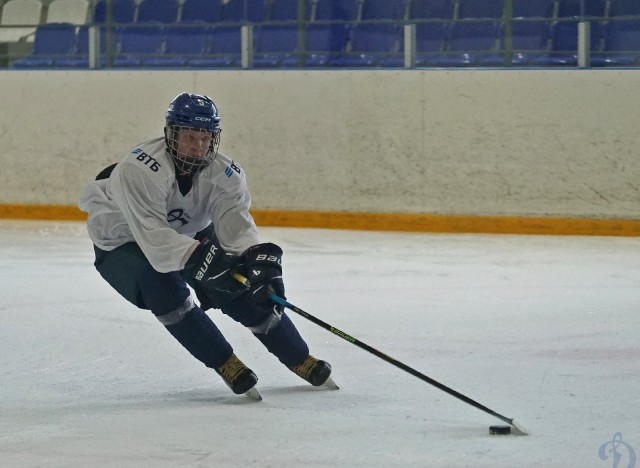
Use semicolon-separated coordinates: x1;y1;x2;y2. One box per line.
0;69;637;218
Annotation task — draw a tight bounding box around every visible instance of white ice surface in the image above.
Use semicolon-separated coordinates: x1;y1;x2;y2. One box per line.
1;220;639;468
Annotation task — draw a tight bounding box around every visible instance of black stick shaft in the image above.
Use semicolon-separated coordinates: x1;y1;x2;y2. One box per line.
271;294;514;426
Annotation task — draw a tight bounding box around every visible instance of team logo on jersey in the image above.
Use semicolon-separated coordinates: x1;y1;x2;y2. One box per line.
131;148;161;172
225;161;242;178
167;209;190;226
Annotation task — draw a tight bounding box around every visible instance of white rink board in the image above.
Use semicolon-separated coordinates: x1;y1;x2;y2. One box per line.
0;69;638;218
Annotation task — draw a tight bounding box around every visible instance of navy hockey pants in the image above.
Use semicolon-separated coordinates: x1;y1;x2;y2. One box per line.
93;242;309;369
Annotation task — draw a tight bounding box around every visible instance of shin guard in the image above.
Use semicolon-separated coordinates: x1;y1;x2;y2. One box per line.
157;296;233;369
253;313;309;368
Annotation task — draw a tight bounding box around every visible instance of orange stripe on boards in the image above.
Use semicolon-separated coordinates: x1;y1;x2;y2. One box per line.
250;210;640;237
1;204;639;237
0;204;87;221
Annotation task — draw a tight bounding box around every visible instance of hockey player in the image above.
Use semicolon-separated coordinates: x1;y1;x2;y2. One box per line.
78;92;334;399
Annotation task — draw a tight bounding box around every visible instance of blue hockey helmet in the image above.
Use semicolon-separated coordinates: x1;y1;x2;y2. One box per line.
164;92;221;175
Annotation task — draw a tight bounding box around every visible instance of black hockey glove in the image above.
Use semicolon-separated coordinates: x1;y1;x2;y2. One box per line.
184;239;247;308
241;243;285;305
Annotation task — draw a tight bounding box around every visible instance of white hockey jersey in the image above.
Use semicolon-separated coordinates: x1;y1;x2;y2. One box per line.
78;137;261;273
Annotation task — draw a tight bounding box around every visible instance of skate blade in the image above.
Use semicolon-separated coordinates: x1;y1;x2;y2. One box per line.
323;376;339;390
244;387;262;401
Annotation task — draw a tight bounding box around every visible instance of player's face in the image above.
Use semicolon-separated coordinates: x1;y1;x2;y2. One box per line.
176;128;212;159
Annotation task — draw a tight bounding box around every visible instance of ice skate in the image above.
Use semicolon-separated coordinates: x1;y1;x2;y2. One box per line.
217;354;261;400
289;355;339;389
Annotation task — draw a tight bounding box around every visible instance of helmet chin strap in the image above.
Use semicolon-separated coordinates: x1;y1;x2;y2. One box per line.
176;164;193;177
175;165;194;195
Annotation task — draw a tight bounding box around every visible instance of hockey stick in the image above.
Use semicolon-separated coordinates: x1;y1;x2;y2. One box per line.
234;273;527;435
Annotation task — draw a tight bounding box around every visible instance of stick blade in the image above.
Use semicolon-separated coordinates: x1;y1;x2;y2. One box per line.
510;419;528;436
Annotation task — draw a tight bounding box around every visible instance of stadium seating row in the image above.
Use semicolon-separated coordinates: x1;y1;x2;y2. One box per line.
2;0;640;33
11;18;640;69
3;0;640;68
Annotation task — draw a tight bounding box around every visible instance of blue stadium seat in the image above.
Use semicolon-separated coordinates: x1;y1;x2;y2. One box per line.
330;24;404;67
13;23;77;68
512;0;556;18
609;0;640;17
227;23;348;68
510;20;550;65
221;0;266;22
361;0;408;21
113;24;164;67
55;24;106;67
137;0;179;23
313;0;359;22
408;0;454;20
93;0;135;23
592;19;640;66
269;0;301;21
180;0;223;23
457;0;504;19
415;22;448;66
144;25;211;67
531;19;602;66
253;25;298;67
556;0;606;18
429;21;503;67
189;26;241;67
305;24;348;66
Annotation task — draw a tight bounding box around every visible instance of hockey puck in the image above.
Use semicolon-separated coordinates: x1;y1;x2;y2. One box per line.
489;425;511;435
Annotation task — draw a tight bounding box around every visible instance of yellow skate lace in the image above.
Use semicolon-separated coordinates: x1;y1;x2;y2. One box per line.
291;355;318;380
218;355;248;383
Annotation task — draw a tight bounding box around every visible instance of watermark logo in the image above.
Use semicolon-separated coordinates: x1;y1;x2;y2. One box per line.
599;433;636;468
